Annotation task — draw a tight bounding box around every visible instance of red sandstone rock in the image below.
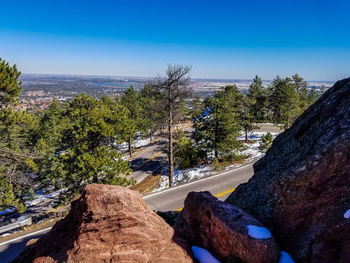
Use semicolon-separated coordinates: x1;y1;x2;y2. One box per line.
174;191;280;263
226;78;350;262
12;184;193;263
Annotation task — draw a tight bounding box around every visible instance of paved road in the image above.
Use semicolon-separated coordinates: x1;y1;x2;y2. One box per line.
127;128;196;184
0;163;253;262
144;163;253;211
127;140;168;183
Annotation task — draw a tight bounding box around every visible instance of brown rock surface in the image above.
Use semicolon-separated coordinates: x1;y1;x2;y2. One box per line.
226;78;350;262
12;184;193;263
174;191;280;263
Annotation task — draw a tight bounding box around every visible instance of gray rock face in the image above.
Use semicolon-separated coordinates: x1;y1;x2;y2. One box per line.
226;78;350;262
174;191;280;263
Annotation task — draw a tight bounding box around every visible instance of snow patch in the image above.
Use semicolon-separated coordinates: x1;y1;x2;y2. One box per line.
25;188;67;207
239;141;263;161
118;136;152;153
191;246;221;263
279;251;295;263
247;225;272;239
237;131;279;141
153;131;278;192
344;209;350;219
154;165;215;192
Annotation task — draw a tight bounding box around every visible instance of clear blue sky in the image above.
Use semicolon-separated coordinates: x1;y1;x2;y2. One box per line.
1;0;349;81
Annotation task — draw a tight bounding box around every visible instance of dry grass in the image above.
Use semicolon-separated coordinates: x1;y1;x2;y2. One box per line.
130;174;161;194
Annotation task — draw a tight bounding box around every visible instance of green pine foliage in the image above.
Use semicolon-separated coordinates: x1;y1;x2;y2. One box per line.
40;94;134;202
269;76;301;128
247;75;269;122
193;85;243;159
259;132;274;153
120;86;145;156
0;58;22;109
174;130;199;169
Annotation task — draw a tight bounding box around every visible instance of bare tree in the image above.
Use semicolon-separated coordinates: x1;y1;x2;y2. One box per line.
152;65;192;187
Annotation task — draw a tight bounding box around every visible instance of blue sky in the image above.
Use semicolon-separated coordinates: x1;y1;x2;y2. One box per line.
1;0;349;80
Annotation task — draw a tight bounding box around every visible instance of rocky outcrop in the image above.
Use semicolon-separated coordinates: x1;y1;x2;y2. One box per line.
226;78;350;262
174;191;280;263
12;184;193;263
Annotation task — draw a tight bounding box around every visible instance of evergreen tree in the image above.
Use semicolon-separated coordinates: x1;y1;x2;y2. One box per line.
269;76;300;128
0;58;40;211
36;99;69;152
139;84;164;141
307;88;319;106
193;85;242;159
240;94;256;142
173;129;198;169
247;75;269;122
0;58;22;109
259;132;273;152
189;96;204;119
292;74;309;114
152;65;192;187
42;94;133;201
0;109;40;212
121;86;143;156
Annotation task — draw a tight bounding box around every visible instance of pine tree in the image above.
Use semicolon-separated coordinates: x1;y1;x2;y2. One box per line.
247;75;269;122
292;74;309;114
42;94;133;201
193;85;242;159
240;94;256;142
152;65;192;187
269;76;300;128
0;58;22;109
0;58;40;211
307;88;319;106
259;132;273;152
139;84;165;141
121;86;143;157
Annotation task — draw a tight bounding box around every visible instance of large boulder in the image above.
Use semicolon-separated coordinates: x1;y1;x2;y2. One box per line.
226;78;350;262
12;184;193;263
174;191;280;263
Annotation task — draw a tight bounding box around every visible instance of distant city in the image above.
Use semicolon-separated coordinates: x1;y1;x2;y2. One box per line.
19;73;334;111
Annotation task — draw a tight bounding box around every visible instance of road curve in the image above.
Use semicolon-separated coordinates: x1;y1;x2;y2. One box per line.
144;163;253;211
0;163;254;262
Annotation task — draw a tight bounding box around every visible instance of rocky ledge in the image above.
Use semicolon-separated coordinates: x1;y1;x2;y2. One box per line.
226;77;350;262
12;184;193;263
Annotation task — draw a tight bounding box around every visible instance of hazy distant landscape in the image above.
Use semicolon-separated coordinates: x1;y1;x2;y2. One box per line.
20;73;334;100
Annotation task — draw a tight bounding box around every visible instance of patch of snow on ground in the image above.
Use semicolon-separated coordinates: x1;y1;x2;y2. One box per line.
118;137;152;153
279;251;295;263
191;246;221;263
153;131;277;192
154;165;216;192
25;188;67;207
239;141;263;161
344;209;350;219
247;225;272;239
237;131;279;141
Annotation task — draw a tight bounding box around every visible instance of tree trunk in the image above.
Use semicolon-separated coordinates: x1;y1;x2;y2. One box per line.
93;174;98;183
149;129;153;142
214;117;219;159
168;110;174;187
245;127;248;143
128;137;133;157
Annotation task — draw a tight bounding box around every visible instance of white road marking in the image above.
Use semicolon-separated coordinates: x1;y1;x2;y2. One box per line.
0;227;52;246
